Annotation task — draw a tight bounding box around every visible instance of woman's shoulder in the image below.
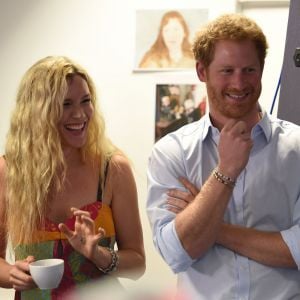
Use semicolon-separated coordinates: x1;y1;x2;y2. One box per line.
109;153;132;173
0;157;7;207
103;153;135;204
0;156;6;177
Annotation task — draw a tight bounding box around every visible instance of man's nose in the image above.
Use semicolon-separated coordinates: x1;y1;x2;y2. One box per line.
231;72;246;89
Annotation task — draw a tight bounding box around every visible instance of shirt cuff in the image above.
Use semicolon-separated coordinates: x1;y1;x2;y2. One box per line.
281;225;300;270
155;219;195;273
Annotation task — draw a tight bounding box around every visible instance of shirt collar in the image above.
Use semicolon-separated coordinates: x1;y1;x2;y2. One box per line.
202;106;272;143
202;113;213;141
253;108;272;142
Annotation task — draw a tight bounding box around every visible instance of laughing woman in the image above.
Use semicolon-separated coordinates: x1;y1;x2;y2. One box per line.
0;56;145;299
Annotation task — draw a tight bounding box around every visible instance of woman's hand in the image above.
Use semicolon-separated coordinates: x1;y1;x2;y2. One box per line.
166;177;199;213
58;207;105;261
9;256;36;291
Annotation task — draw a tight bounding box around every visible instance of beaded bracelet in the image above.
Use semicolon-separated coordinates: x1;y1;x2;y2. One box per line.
213;169;236;188
97;247;119;274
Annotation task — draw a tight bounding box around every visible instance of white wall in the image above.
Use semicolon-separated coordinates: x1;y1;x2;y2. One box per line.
0;0;289;298
240;4;289;115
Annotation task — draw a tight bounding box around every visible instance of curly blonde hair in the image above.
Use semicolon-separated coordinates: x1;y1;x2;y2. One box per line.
192;13;268;69
5;56;116;246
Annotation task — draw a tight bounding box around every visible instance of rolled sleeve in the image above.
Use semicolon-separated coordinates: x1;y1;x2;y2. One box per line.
281;225;300;270
155;219;195;273
146;135;196;273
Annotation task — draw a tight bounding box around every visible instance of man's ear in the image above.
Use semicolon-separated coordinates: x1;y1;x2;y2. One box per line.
196;61;207;82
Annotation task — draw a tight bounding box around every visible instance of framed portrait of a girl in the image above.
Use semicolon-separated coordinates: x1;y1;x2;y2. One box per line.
135;9;208;71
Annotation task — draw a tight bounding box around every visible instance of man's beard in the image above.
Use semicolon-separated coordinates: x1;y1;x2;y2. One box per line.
206;82;261;119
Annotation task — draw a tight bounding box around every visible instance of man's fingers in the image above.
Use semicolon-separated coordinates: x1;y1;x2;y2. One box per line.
167;189;194;203
167;205;184;214
222;119;249;136
222;119;239;131
167;198;190;209
179;177;199;196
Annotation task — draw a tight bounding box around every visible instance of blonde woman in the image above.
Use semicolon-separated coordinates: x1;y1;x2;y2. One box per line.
139;10;195;69
0;56;145;299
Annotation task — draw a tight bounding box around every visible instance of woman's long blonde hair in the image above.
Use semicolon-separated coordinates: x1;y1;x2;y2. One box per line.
5;56;116;246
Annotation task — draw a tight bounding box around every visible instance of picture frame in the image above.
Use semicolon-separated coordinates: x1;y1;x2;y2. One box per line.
155;83;207;141
134;9;208;72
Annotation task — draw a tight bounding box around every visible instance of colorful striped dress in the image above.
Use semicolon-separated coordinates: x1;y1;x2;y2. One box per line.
14;201;116;300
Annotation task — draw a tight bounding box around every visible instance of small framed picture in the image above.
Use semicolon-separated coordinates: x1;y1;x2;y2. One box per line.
155;84;207;141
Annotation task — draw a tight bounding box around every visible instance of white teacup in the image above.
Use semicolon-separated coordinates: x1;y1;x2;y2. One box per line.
29;258;64;290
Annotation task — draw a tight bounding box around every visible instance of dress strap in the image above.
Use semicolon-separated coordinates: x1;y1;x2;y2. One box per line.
97;160;110;201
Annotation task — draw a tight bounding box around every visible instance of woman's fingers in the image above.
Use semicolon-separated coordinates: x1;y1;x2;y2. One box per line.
80;218;107;243
71;207;91;217
14;259;30;272
98;227;106;236
58;208;104;255
94;227;106;240
25;256;35;264
59;213;100;241
58;223;73;239
10;260;36;291
10;275;32;289
80;215;96;237
74;215;83;233
80;215;94;227
71;209;92;232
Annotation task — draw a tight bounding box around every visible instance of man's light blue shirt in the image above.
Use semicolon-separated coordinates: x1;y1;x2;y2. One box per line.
147;111;300;300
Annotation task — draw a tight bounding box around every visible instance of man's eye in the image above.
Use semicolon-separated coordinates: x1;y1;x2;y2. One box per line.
246;68;255;73
220;68;232;74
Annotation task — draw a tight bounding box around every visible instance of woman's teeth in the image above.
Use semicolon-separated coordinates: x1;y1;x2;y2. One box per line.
65;123;85;131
